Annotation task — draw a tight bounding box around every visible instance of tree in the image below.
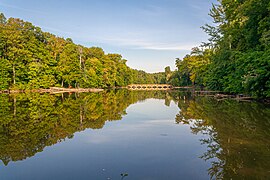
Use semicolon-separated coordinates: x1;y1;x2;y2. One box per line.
0;12;167;90
165;66;172;83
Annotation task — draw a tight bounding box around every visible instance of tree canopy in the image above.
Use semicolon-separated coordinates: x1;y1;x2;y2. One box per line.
0;13;164;90
170;0;270;98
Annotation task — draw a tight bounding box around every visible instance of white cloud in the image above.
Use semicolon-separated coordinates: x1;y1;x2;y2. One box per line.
42;26;73;36
100;37;195;51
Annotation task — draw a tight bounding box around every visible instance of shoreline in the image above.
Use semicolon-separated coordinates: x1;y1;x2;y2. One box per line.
0;87;269;103
0;87;104;94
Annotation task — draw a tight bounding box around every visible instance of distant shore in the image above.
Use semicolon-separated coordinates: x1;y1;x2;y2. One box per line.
1;87;269;103
0;87;104;94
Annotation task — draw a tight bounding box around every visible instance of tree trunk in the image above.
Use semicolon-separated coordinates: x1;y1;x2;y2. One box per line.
13;64;16;85
79;47;83;70
79;54;82;70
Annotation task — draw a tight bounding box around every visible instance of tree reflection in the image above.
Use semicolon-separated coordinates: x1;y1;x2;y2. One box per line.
1;90;269;179
174;94;270;179
0;90;166;165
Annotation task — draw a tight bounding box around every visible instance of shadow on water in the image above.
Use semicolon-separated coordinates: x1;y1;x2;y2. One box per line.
0;89;269;179
172;91;270;179
0;90;167;165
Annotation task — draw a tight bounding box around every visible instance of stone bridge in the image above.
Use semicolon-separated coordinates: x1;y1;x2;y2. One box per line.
127;84;173;90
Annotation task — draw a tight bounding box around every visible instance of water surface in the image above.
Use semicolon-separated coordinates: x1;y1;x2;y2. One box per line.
0;90;269;179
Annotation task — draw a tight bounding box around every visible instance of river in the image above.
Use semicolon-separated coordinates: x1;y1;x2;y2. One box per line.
0;90;269;179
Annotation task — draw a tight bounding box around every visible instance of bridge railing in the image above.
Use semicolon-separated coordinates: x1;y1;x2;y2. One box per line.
127;84;173;90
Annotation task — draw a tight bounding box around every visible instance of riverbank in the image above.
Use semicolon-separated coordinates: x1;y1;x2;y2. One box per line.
0;87;104;94
1;87;269;103
195;91;270;103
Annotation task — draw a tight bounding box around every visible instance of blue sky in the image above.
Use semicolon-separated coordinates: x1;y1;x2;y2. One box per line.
0;0;216;72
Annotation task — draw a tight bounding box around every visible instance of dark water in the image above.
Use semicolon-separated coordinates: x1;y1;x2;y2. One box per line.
0;90;269;180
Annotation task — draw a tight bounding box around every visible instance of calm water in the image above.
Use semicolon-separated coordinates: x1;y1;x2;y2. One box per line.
0;90;269;180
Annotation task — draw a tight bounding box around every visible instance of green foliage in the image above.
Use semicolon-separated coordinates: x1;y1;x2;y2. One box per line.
170;47;210;87
0;58;11;90
165;66;172;83
172;0;270;98
0;13;163;90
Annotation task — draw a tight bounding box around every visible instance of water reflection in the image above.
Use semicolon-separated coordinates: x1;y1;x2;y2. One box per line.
173;92;270;179
0;90;269;179
0;90;167;165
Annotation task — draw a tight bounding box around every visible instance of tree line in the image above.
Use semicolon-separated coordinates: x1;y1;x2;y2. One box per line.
0;13;165;90
2;0;269;99
166;0;270;98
